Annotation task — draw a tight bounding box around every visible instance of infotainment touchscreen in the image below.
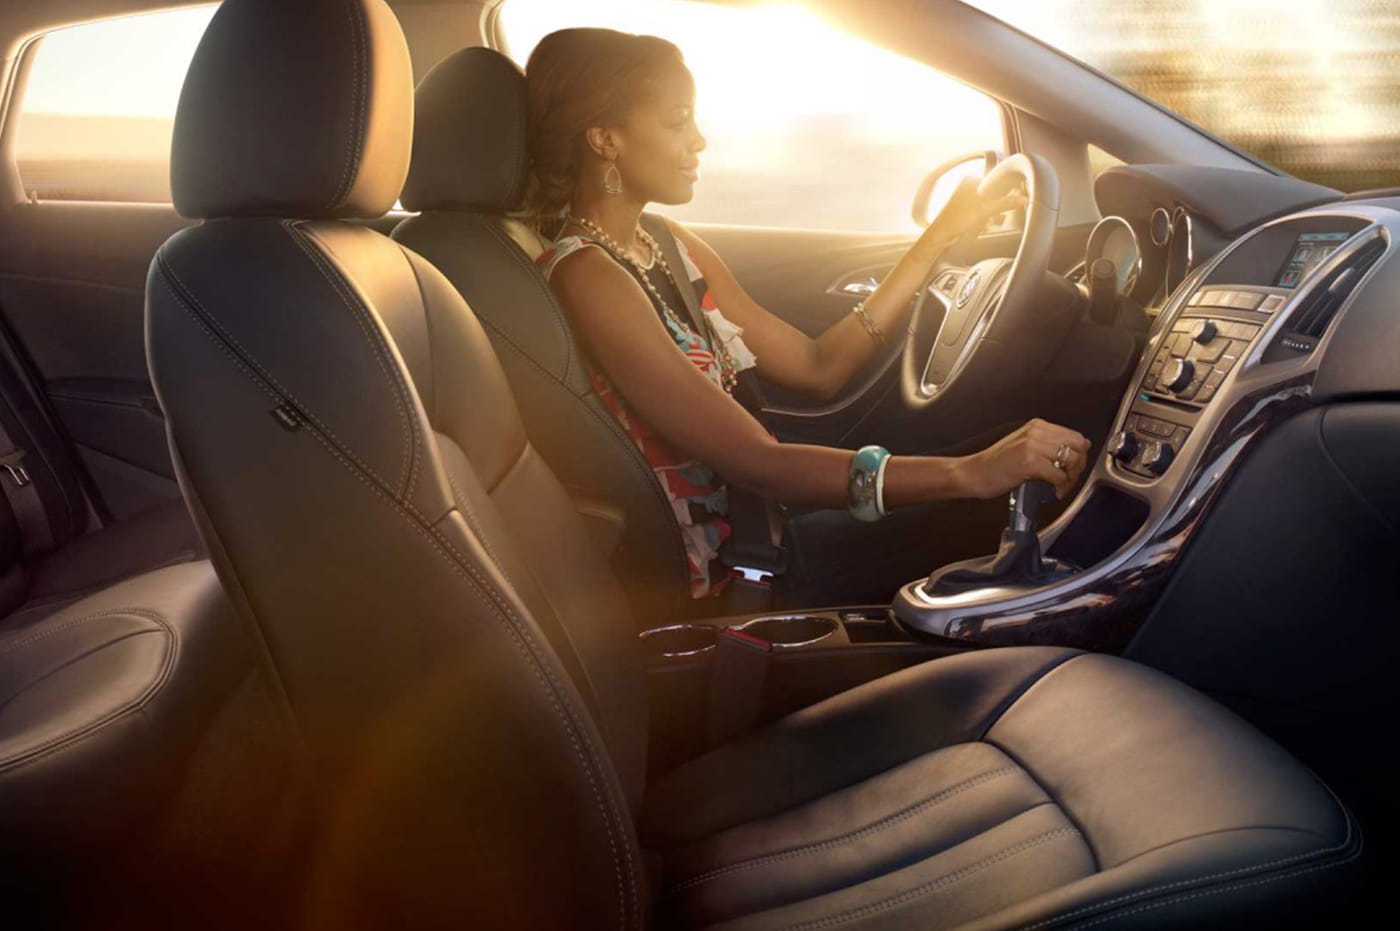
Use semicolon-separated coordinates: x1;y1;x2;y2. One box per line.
1274;231;1352;288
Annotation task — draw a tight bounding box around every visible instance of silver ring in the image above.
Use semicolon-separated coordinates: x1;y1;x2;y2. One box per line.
1053;443;1070;471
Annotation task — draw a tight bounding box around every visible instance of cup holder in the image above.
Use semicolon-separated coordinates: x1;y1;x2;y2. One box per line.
640;624;719;661
732;615;837;649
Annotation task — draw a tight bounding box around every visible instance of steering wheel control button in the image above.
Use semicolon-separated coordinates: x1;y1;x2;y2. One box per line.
1163;357;1195;393
1109;430;1139;463
1189;319;1218;343
1141;440;1175;475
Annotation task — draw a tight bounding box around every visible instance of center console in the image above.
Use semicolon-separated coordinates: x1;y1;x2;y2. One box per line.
893;207;1393;650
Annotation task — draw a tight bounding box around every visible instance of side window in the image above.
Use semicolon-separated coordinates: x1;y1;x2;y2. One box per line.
14;6;216;204
498;0;1005;233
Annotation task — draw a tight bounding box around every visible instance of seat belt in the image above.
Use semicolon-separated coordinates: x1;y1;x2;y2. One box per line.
0;419;52;556
0;304;105;530
640;215;789;607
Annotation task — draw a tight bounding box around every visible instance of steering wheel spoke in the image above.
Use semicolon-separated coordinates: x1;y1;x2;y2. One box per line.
901;153;1061;408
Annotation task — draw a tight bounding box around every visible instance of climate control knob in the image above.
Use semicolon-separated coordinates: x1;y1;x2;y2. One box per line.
1189;319;1218;343
1141;440;1175;476
1108;430;1138;463
1162;357;1195;393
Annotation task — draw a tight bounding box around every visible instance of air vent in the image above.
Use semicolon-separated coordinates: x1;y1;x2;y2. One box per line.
1287;236;1386;343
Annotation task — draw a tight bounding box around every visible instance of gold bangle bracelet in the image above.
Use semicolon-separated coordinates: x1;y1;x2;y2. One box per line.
852;301;884;344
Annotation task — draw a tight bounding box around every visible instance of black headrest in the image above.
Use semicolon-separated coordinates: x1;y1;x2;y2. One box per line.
400;47;527;213
171;0;412;220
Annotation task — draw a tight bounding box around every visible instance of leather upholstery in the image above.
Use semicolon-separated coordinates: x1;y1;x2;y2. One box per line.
172;0;412;220
394;48;690;624
400;46;529;212
645;648;1358;930
0;561;249;903
148;4;1361;927
150;210;649;925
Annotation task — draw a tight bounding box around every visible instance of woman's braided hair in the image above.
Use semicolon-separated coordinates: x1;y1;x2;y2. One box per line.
523;28;684;231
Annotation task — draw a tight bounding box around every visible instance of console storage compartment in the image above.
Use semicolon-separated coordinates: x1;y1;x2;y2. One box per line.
643;607;965;775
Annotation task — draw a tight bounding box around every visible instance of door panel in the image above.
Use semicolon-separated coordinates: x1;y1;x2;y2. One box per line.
0;202;194;517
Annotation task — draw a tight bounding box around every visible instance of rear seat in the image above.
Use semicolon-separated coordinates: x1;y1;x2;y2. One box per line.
0;325;205;628
0;325;270;921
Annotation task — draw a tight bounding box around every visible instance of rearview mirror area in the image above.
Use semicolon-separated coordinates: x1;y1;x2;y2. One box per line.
912;150;1003;227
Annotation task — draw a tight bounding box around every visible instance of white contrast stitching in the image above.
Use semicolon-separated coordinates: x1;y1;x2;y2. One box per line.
286;224;417;498
159;258;403;499
672;765;1022;892
158;274;640;929
328;0;364;211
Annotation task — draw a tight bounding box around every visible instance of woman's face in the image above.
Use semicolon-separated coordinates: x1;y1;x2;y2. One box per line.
612;64;707;205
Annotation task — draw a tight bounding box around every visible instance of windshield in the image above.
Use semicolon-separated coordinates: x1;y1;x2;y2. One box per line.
968;0;1400;192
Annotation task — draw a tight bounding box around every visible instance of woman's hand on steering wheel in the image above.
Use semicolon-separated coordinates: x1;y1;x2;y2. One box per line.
914;177;1027;259
954;419;1091;500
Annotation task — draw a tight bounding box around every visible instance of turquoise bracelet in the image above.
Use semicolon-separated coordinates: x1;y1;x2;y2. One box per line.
847;445;891;522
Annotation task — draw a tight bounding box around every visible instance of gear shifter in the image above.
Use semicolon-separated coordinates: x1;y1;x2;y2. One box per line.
925;480;1077;596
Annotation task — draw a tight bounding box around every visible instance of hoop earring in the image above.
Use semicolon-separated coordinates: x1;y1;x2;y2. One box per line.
603;159;623;196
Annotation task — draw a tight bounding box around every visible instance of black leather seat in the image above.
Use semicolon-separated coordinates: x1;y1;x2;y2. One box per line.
393;47;691;625
0;328;205;629
146;2;1361;928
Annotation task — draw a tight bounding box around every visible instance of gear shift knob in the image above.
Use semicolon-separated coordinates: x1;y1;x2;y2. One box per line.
1009;479;1057;534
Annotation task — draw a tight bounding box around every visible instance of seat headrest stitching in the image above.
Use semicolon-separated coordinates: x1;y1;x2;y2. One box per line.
329;0;368;211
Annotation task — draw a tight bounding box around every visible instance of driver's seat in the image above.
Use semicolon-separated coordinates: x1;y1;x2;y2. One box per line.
393;47;691;624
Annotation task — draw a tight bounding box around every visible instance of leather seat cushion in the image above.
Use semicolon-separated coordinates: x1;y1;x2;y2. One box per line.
644;647;1358;930
0;561;249;868
26;497;204;606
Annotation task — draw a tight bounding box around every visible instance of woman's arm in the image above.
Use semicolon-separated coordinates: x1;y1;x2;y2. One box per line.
666;181;1021;402
550;246;1088;507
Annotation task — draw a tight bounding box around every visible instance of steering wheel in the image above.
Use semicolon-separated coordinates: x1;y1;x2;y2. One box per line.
901;153;1061;411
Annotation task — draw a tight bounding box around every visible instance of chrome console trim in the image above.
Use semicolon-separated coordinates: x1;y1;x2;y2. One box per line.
895;205;1397;645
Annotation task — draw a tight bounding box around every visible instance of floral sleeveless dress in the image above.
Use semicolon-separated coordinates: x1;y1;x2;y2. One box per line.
537;234;758;598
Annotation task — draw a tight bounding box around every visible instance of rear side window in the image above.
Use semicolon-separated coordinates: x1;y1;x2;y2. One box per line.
14;6;216;204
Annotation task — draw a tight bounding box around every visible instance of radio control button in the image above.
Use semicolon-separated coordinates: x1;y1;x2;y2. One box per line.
1260;294;1285;313
1109;430;1139;463
1141;440;1175;475
1189;319;1218;343
1163;358;1195;393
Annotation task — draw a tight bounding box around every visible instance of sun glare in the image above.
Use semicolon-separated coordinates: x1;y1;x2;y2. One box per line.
500;0;1002;228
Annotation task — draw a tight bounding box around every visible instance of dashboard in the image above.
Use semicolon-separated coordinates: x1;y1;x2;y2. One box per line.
896;163;1400;643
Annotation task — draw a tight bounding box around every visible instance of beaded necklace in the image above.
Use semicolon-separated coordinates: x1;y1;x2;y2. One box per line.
565;214;739;394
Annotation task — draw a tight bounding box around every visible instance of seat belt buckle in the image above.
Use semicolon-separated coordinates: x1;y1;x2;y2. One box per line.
0;449;29;488
733;565;775;585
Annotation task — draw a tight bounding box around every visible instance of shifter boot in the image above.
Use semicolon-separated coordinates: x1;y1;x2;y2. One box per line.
925;480;1077;596
929;528;1074;595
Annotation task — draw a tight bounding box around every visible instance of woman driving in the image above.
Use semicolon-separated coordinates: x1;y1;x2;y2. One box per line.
525;28;1090;603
